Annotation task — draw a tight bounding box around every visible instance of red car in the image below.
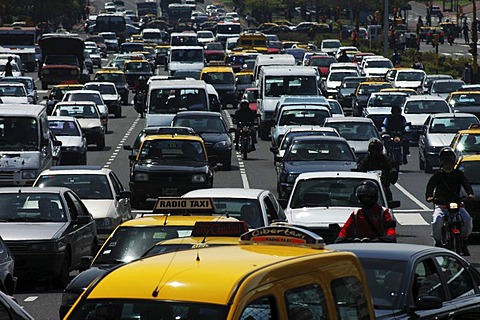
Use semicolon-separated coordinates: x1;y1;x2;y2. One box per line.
241;87;258;112
309;55;337;78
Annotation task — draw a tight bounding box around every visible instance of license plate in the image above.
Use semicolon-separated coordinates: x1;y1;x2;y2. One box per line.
162;188;178;195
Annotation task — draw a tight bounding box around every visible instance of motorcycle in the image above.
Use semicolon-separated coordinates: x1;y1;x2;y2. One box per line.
134;90;146;118
237;122;254;160
448;34;454;46
382;131;403;169
437;200;465;255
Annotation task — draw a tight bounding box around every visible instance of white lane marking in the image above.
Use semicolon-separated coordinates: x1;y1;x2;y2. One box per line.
104;116;140;168
395;209;431;213
24;296;38;302
393;182;431;211
223;111;250;189
395;213;430;225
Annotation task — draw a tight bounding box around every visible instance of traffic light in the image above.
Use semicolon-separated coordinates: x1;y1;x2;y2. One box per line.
469;43;478;56
432;34;439;46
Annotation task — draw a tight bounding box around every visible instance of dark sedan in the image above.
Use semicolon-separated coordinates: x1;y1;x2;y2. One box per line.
329;243;480;319
0;187;97;288
172;111;233;170
275;135;357;200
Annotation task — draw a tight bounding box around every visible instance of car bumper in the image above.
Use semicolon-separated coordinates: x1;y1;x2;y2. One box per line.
84;130;104;145
130;181;212;198
9;251;64;280
60;150;86;164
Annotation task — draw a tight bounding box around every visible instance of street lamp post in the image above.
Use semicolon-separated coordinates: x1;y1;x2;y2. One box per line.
383;0;389;56
472;0;478;83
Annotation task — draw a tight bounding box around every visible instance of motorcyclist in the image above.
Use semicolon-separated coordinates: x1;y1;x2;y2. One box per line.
134;76;148;117
335;180;397;243
426;147;474;256
234;99;257;152
382;104;410;164
357;139;398;201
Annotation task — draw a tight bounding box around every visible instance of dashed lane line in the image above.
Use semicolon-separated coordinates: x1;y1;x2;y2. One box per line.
104;116;140;168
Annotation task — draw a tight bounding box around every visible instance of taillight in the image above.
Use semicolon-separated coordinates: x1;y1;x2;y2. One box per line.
428;32;432;36
440;32;444;36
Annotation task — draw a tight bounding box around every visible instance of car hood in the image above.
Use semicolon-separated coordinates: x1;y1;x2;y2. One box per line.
82;200;117;219
101;94;119;101
347;140;369;153
0;97;28;104
326;80;341;89
135;162;209;172
77;119;102;129
284;161;356;173
0;223;68;240
146;114;175;127
197;132;230;144
404;114;429;126
427;133;455;147
57;135;84;147
394;80;422;89
364;67;389;76
286;207;358;227
262;97;280;112
364;107;392;115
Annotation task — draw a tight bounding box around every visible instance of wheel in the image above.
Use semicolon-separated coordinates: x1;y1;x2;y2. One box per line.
53;252;70;289
419;154;425;170
259;125;269;141
452;232;463;255
80;153;87;165
242;150;248;160
122;95;129;105
97;138;105;150
42;82;48;90
115;107;122;118
223;161;231;171
424;159;433;174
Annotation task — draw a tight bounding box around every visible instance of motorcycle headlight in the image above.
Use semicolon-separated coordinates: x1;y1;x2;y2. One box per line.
286;173;299;183
213;140;231;149
393;136;401;143
134;172;149;181
448;202;458;210
22;170;37;180
192;174;207;183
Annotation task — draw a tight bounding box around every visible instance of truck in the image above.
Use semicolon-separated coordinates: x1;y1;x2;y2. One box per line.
38;34;86;90
0;27;37;72
137;1;158;17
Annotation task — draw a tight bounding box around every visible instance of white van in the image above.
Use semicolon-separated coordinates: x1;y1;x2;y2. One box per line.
146;79;211;127
253;54;296;85
166;46;204;76
0;105;60;186
257;66;320;140
141;28;165;44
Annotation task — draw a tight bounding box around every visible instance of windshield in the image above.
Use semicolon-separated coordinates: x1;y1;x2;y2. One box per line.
0;193;66;222
366;60;393;68
86;47;100;55
0;117;38;151
44;55;79;66
310;57;336;67
95;73;125;83
450;93;480;106
357;83;392;95
328;100;343;114
0;78;33;90
210;198;265;228
173;116;226;134
101;33;116;40
48;120;81;136
429;117;479;133
171;49;203;62
432;81;463;93
397;72;424;81
425;75;452;87
124;61;151;72
65;92;103;105
329;72;357;82
325;122;379;141
368;95;407;108
404;100;450;114
265;76;317;97
85;84;116;94
149;88;208;113
0;85;26;97
36;174;112;199
455;134;480;155
53;104;100;118
279;109;330;126
217;24;241;34
458;161;480;183
202;72;234;85
68;300;228;320
322;41;340;48
285;140;354;162
280;131;338;151
290;178;386;208
139;139;206;162
94;226;194;265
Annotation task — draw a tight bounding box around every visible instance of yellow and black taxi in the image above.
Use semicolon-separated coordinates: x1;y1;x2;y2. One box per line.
155;44;170;67
64;225;376;320
93;69;130;105
43;83;84;115
380;87;418;96
59;198;238;318
456;154;480;232
129;134;213;208
237;32;268;54
385;67;411;83
352;80;393;116
450;124;480;157
122;59;153;88
330;242;480;319
426;26;445;45
200;66;237;108
447;91;480;119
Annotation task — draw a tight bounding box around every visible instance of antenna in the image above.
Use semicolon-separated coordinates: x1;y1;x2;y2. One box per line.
163;213;169;226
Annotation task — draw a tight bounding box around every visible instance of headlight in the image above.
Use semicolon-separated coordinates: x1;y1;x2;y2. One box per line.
213;140;231;149
95;218;116;228
62;291;81;306
286;173;299;183
192;174;207;183
22;170;37;180
30;241;56;252
134;172;149;181
64;146;83;152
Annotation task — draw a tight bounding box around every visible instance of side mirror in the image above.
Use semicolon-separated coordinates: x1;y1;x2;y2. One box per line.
128;155;137;161
270;146;278;153
228;128;236;134
80;255;93;270
411;295;443;311
53;140;62;147
75;215;91;224
123;145;132;150
274;155;283;163
278;199;288;208
388;200;401;209
117;190;132;199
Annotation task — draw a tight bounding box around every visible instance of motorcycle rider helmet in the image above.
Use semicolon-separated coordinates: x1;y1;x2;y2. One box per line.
355;180;379;208
391;104;401;115
239;99;249;109
138;76;146;83
439;147;456;166
368;138;383;155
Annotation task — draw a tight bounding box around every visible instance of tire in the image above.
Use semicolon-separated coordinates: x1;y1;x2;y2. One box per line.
223;161;231;171
97;138;105;151
115;106;122;118
122;96;129;105
80;153;87;165
42;82;48;90
419;154;425;170
53;252;70;289
259;125;269;141
452;232;463;255
425;160;433;174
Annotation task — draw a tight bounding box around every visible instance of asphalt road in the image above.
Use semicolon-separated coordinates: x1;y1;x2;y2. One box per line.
11;1;480;319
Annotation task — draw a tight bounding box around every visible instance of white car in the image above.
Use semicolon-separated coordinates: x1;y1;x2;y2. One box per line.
0;83;28;104
363;92;409;130
328;62;360;74
48;116;87;165
99;32;119;52
323;70;358;96
182;188;286;229
284;171;400;243
320;39;341;56
33;166;133;243
84;82;122;118
334;46;359;59
197;30;216;45
361;58;393;78
393;69;426;90
62;90;110;131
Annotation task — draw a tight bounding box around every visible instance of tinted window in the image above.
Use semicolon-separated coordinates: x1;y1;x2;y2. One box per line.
36;174;113;200
331;276;370;320
435;255;475;299
240;296;276;320
285;284;328;320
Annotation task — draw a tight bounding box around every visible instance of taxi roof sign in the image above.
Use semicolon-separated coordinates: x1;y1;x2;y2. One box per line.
240;225;325;249
153;197;216;215
191;221;249;237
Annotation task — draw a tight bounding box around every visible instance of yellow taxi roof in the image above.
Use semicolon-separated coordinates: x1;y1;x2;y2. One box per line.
235;70;253;76
156;45;170;48
156;236;240;246
381;88;416;92
142;134;204;143
124;59;149;64
359;81;390;86
53;84;84;89
114;215;226;228
449;91;480;96
85;244;354;304
201;66;234;73
457;127;480;134
457;154;480;164
95;69;124;75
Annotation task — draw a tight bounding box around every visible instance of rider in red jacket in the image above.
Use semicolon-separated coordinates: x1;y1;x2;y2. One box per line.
335;180;397;243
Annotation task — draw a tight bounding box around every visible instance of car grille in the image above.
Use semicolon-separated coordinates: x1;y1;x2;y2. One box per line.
5;242;28;252
0;171;14;180
149;172;191;183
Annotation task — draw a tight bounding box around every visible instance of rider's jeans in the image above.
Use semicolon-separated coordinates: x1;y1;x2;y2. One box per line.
432;205;473;240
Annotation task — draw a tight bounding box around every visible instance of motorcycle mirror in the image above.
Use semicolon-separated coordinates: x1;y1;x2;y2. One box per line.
228;128;236;133
270;146;278;153
388;200;401;209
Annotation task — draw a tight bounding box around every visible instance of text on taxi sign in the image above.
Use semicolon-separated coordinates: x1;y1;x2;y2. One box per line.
155;199;213;209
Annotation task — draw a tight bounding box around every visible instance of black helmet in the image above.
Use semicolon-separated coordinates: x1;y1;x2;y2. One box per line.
391;105;401;114
368;138;383;155
240;99;249;108
355;180;378;207
138;76;146;82
439;147;456;165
